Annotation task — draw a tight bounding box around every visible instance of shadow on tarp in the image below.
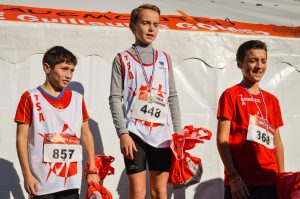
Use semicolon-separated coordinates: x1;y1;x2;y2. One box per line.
116;169;151;199
116;168;187;199
168;186;186;199
167;178;224;199
193;178;224;199
0;158;25;199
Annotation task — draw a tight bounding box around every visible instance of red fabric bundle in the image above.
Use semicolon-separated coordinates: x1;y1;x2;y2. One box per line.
85;182;113;199
168;125;212;188
84;155;115;180
277;172;300;199
84;155;115;199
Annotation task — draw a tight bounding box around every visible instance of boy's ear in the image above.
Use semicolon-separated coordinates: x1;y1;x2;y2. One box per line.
237;61;243;69
43;63;51;74
129;23;135;33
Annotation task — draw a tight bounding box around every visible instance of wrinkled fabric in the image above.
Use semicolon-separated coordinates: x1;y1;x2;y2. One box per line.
84;155;115;180
85;182;113;199
169;125;212;188
277;172;300;199
84;155;114;199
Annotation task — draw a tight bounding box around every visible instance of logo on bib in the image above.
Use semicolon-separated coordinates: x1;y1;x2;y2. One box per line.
158;61;166;71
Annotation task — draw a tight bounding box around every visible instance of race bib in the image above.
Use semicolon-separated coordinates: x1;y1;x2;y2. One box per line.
43;134;82;163
246;115;275;149
132;92;168;124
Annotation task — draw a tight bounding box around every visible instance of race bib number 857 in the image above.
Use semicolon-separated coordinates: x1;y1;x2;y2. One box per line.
43;133;82;163
44;144;82;163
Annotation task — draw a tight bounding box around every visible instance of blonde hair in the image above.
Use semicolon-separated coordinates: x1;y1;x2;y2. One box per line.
130;4;160;25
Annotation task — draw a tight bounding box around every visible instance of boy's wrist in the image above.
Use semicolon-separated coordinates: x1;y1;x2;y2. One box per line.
228;172;239;181
23;172;33;179
22;170;33;177
119;132;129;138
87;168;98;175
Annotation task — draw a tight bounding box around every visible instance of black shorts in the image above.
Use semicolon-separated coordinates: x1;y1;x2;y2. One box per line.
124;132;172;174
224;185;277;199
32;189;79;199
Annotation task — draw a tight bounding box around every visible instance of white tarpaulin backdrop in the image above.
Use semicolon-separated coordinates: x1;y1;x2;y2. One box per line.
0;1;300;199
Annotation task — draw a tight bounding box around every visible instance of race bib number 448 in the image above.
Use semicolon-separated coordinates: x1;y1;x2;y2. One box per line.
132;99;168;124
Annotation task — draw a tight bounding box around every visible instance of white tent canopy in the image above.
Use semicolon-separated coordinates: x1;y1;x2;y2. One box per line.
0;1;300;199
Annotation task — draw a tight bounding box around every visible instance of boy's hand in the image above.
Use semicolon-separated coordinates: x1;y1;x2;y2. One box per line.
87;173;100;184
230;176;250;199
119;133;137;160
24;173;38;196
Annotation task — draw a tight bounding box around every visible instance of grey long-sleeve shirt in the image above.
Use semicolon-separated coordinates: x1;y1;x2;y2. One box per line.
109;44;182;137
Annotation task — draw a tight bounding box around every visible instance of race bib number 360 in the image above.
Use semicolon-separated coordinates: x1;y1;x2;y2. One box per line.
246;115;275;149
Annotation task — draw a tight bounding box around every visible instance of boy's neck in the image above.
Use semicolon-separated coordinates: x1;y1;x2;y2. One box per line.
133;42;152;48
41;82;63;97
241;79;260;94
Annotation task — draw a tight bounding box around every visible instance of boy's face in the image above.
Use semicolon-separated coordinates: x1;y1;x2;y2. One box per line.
238;48;267;84
131;9;160;46
44;62;75;90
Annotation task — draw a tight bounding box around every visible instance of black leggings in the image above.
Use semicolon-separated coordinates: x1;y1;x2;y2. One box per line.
32;189;79;199
124;132;172;174
224;185;277;199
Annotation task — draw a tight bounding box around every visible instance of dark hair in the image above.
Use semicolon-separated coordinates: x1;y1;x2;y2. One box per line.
236;40;267;62
130;4;160;25
42;46;77;68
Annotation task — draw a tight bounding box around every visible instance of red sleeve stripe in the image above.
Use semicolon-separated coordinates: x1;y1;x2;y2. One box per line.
24;93;31;122
14;92;31;124
163;52;170;72
118;53;125;80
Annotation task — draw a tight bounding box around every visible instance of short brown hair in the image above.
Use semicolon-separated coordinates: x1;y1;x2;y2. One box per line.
130;4;160;25
236;40;267;62
43;46;77;69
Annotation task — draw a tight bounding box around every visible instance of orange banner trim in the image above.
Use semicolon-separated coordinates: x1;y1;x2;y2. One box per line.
1;4;300;38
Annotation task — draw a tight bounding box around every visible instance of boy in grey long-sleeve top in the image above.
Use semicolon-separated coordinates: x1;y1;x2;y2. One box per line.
109;4;181;199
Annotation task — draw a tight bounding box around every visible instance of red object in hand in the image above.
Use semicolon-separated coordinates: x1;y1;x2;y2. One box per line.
277;172;300;199
84;155;115;199
85;155;115;180
85;182;113;199
168;125;212;188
